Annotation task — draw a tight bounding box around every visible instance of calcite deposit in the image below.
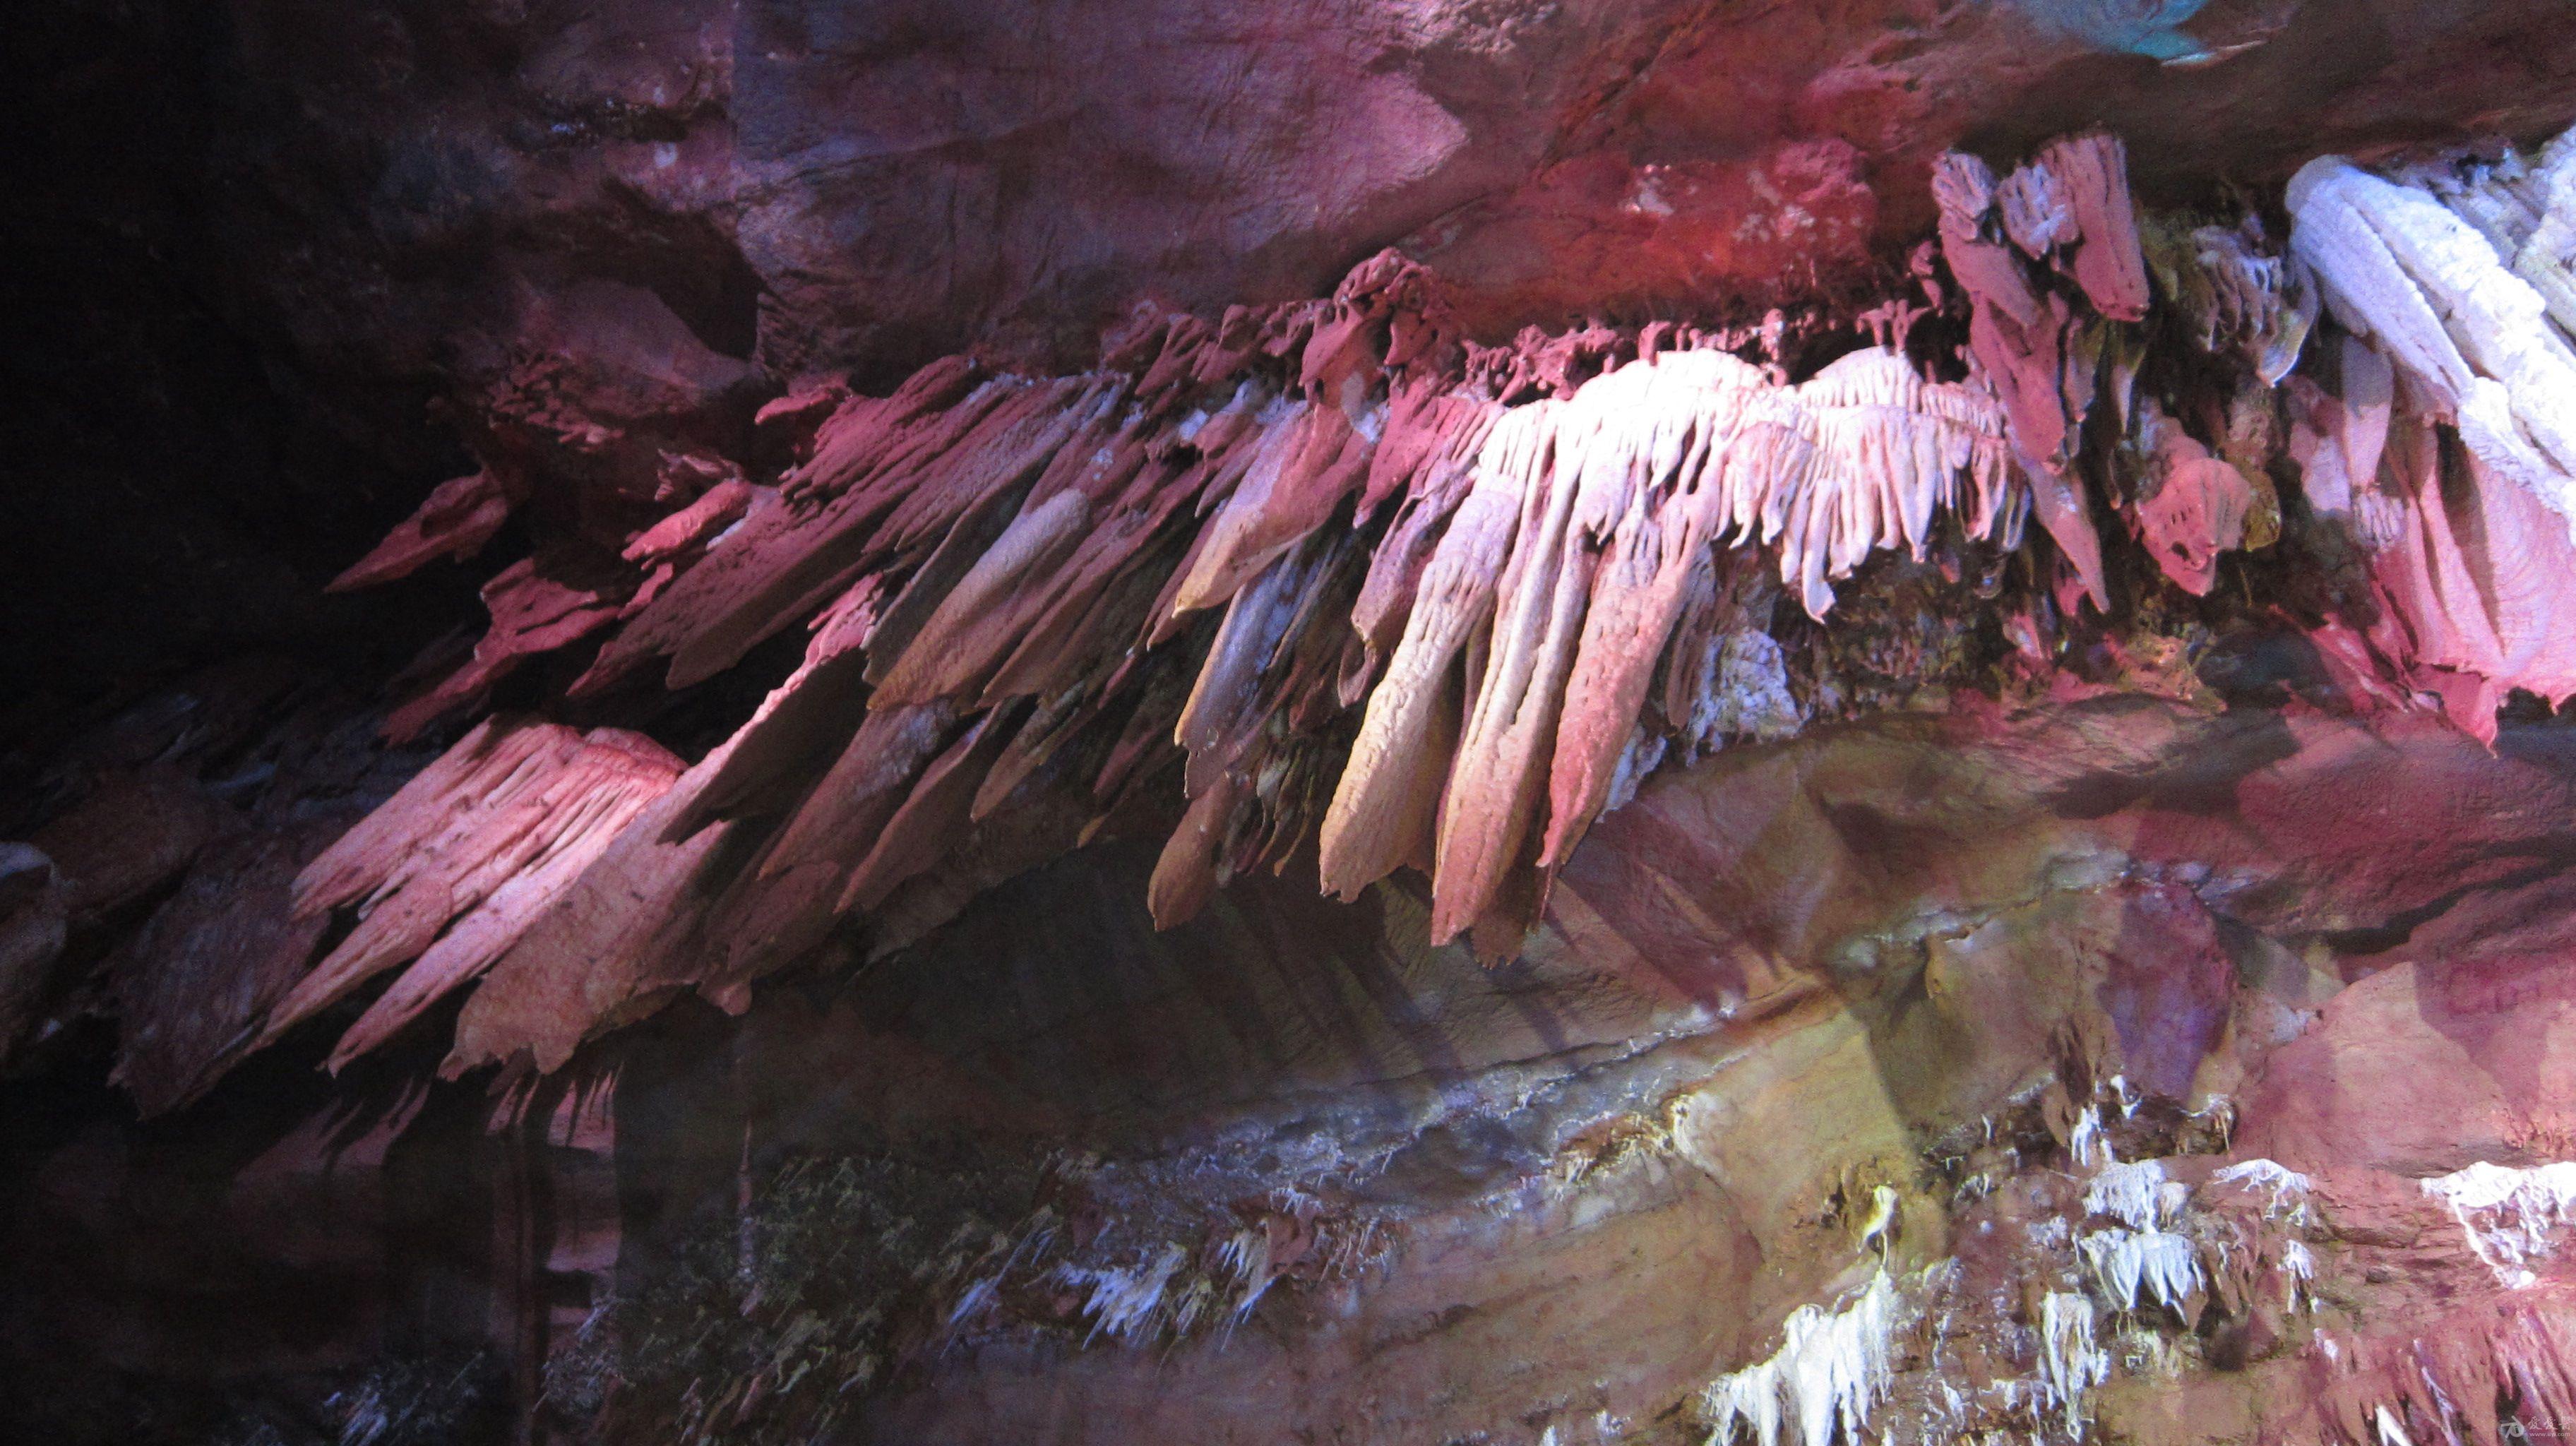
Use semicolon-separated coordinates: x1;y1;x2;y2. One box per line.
15;3;2576;1445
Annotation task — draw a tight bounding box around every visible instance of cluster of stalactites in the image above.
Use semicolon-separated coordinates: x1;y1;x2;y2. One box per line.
1933;131;2315;603
2291;143;2576;534
2284;134;2576;734
604;335;2028;959
1312;345;2022;947
270;249;2055;1076
258;719;681;1072
287;125;2395;1076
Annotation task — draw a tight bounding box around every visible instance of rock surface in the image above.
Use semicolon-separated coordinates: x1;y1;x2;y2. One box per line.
17;685;2576;1444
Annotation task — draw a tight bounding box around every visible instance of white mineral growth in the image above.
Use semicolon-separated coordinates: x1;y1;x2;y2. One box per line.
2085;1159;2181;1232
2078;1227;2202;1313
1856;1185;1901;1258
2066;1105;2109;1169
2037;1291;2111;1434
2420;1160;2576;1289
1601;728;1670;814
1702;1270;1902;1446
1057;1242;1189;1345
2289;152;2576;539
1681;630;1807;758
1214;1226;1278;1329
2211;1158;2313;1218
2281;1238;2317;1310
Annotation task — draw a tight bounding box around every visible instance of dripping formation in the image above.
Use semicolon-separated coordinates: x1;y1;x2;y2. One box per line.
232;121;2576;1090
280;247;2053;1075
2282;140;2576;736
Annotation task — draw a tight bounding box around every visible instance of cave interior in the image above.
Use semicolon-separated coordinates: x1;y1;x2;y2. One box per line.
12;3;2576;1443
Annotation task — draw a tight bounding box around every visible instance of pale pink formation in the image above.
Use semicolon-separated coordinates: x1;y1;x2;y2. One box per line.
260;717;681;1070
2037;133;2152;324
1322;346;2024;940
327;470;513;592
280;239;2049;1070
2288;147;2576;736
2361;414;2576;741
1933;135;2159;611
2284;335;2397;538
271;123;2576;1074
2130;407;2255;597
1317;407;1535;904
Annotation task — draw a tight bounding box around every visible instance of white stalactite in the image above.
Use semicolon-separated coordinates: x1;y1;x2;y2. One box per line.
1056;1243;1190;1345
1702;1270;1903;1446
2421;1159;2576;1289
2037;1291;2111;1435
2289;154;2576;542
2210;1158;2313;1218
2077;1227;2201;1314
2084;1159;2182;1232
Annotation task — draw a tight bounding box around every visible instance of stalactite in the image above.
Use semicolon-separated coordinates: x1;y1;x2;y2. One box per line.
260;719;682;1070
256;119;2576;1076
1700;1270;1903;1446
2286;145;2576;734
2291;154;2576;532
2422;1161;2576;1289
